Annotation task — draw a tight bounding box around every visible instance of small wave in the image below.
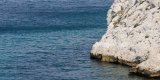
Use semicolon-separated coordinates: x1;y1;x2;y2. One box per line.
0;24;105;34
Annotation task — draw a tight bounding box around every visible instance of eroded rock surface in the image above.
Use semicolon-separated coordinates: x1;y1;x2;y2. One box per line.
91;0;160;77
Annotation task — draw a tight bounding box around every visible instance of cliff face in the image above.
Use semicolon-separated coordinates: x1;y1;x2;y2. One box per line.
91;0;160;77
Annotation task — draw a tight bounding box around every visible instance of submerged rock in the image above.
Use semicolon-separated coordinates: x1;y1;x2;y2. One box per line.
91;0;160;77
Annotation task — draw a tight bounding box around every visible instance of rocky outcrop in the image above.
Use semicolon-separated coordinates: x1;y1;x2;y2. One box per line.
91;0;160;77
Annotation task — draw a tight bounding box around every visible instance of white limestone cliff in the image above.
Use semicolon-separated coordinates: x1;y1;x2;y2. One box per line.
91;0;160;77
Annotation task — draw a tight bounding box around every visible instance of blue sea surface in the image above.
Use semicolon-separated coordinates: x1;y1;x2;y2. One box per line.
0;0;156;80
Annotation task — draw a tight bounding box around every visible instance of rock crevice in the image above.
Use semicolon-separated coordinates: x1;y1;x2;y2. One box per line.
91;0;160;77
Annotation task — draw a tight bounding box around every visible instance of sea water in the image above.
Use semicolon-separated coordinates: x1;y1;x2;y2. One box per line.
0;0;155;80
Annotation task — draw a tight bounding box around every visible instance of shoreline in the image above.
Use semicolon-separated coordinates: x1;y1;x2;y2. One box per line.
90;53;160;78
